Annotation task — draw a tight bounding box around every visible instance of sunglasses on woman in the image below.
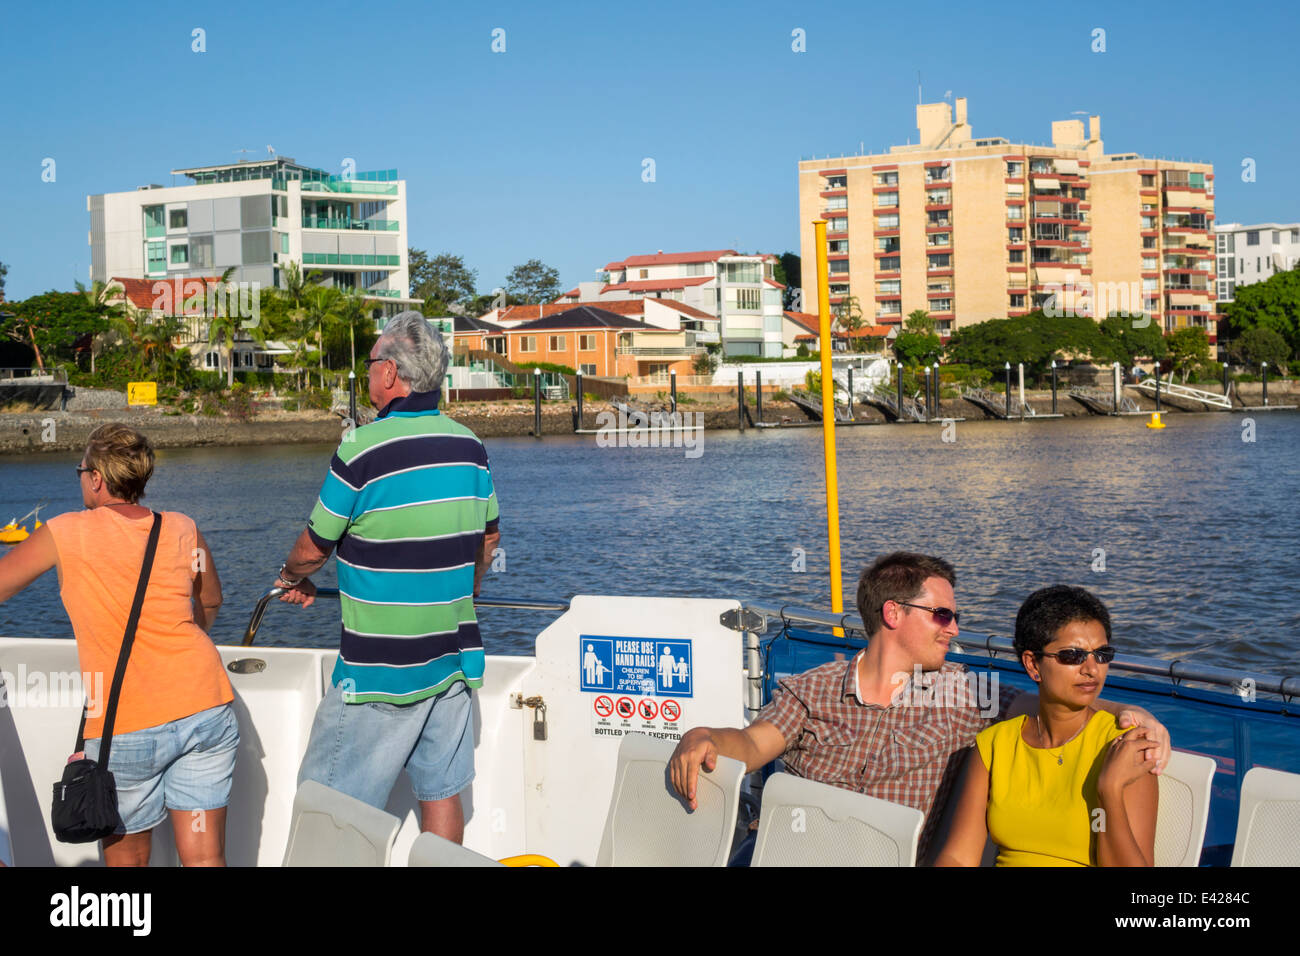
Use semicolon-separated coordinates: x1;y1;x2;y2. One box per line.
893;601;959;627
1037;646;1116;665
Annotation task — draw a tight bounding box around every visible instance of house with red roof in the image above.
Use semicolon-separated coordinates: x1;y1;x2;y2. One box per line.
549;249;787;359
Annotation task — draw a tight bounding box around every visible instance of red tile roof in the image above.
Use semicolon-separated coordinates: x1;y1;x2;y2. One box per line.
109;276;223;314
603;250;737;270
764;278;787;289
495;297;715;323
601;276;715;293
784;311;822;335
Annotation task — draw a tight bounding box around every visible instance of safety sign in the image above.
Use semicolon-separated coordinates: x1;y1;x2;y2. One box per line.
579;636;693;698
592;695;687;743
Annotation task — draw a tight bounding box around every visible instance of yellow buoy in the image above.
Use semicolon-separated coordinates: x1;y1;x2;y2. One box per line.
1146;411;1166;430
0;522;29;544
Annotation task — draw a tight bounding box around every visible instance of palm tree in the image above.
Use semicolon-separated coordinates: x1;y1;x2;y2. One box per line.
75;279;127;374
336;289;376;371
300;285;343;387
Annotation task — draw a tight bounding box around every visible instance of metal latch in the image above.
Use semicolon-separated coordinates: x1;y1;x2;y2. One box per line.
227;659;266;674
719;607;767;633
513;694;547;741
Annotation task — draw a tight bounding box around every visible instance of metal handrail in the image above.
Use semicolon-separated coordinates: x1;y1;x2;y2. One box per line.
238;588;570;647
739;601;1300;700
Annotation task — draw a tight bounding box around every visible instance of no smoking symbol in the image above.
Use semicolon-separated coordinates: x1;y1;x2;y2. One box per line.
661;700;680;722
594;695;614;717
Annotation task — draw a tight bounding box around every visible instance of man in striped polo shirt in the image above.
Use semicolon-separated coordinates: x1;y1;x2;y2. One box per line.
274;311;500;842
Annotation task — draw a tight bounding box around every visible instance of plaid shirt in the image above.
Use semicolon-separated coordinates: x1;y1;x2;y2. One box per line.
756;653;1019;857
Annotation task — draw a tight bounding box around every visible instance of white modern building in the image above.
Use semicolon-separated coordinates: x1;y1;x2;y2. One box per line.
1214;222;1300;303
554;249;785;358
88;156;420;319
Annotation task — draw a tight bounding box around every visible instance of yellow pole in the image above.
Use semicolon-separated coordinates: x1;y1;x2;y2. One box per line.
814;220;844;634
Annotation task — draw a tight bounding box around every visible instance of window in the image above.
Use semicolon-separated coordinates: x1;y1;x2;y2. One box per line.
828;217;848;233
146;241;165;274
828;260;849;274
877;237;900;253
519;336;536;352
828;240;849;254
1005;183;1024;198
1143;277;1158;291
927;254;951;270
928;233;950;247
876;300;902;317
876;280;901;295
1292;229;1299;242
1246;231;1259;245
1010;293;1026;308
929;298;952;312
579;334;596;351
1008;227;1024;242
735;288;761;309
876;213;899;229
824;197;848;211
875;192;898;208
829;283;850;295
1273;231;1282;244
1143;256;1158;269
935;320;952;333
204;351;220;369
926;190;951;205
1008;249;1025;263
874;171;898;186
549;335;566;351
143;206;164;237
1006;161;1023;177
1141;216;1157;230
1007;206;1023;221
639;269;648;279
928;210;952;226
825;175;847;189
877;256;900;272
1141;174;1156;187
1217;281;1229;300
1227;281;1235;298
169;208;187;229
1143;236;1157;249
579;363;597;375
685;262;709;276
722;262;761;283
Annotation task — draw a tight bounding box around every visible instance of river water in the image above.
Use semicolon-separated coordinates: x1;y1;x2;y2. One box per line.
1;413;1297;675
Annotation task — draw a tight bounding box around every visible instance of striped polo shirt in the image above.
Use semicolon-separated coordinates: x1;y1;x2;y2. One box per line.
306;389;499;704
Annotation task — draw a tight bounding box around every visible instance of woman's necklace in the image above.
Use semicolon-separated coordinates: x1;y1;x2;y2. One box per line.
1037;714;1086;766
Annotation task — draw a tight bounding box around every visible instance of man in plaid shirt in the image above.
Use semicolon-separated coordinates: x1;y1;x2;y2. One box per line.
669;552;1169;860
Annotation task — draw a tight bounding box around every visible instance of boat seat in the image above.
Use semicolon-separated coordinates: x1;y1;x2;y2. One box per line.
1230;767;1300;867
1154;750;1216;867
595;731;744;867
408;831;504;867
282;780;400;867
750;772;923;866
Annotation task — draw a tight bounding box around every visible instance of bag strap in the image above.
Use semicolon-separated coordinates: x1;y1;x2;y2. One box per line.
76;511;163;763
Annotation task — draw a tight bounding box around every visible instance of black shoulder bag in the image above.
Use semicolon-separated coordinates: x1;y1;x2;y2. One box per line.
52;511;162;843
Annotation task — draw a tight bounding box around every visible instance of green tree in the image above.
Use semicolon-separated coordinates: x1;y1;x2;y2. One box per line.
833;295;866;350
1095;314;1168;366
944;311;1103;379
0;261;8;299
506;259;562;303
777;252;801;310
75;279;128;374
0;291;109;371
1166;327;1211;383
409;249;479;311
1232;327;1291;372
1223;265;1300;356
892;309;942;367
299;285;344;387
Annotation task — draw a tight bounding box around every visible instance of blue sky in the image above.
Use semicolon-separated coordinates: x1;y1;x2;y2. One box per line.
2;0;1297;300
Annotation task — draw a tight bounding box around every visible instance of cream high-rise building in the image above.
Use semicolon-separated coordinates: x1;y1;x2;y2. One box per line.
797;98;1216;347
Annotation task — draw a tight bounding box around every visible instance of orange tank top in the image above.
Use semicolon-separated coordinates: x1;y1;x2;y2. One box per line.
45;508;233;738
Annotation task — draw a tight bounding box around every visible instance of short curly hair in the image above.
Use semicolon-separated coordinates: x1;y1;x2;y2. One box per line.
1013;585;1112;659
83;423;154;504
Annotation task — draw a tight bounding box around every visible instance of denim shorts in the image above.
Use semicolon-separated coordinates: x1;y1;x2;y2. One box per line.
83;702;240;835
297;679;474;808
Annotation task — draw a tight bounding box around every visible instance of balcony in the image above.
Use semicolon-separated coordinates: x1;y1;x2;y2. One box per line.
301;253;401;267
363;289;402;298
616;345;705;358
301;180;398;196
302;217;400;231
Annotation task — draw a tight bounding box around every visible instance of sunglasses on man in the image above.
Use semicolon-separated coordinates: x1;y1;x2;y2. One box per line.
893;601;959;627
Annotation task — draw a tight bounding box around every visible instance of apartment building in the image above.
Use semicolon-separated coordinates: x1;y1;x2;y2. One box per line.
88;155;420;311
798;97;1216;345
1214;222;1300;303
554;250;783;358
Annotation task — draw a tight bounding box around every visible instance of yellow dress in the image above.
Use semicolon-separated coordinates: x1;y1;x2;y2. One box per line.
975;711;1129;867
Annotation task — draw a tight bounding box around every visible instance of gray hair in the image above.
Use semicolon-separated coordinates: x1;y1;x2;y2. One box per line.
374;311;449;392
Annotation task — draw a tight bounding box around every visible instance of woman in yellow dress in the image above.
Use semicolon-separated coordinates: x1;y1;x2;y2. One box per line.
935;585;1158;866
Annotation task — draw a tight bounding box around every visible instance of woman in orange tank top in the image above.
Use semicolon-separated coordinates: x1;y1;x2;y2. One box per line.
0;424;237;866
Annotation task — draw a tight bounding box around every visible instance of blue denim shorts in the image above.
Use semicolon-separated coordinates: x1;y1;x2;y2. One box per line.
83;702;240;835
297;679;474;808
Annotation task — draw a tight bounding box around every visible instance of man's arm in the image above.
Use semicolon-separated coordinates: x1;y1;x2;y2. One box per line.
669;721;786;810
1002;690;1170;774
276;528;333;608
473;529;500;597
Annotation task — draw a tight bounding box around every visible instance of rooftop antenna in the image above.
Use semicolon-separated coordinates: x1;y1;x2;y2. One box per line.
266;145;276;156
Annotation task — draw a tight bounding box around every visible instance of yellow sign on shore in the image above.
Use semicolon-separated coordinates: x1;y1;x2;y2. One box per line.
127;382;157;406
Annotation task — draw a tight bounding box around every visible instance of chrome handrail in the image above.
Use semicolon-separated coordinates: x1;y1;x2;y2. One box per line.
740;600;1300;700
238;588;570;647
